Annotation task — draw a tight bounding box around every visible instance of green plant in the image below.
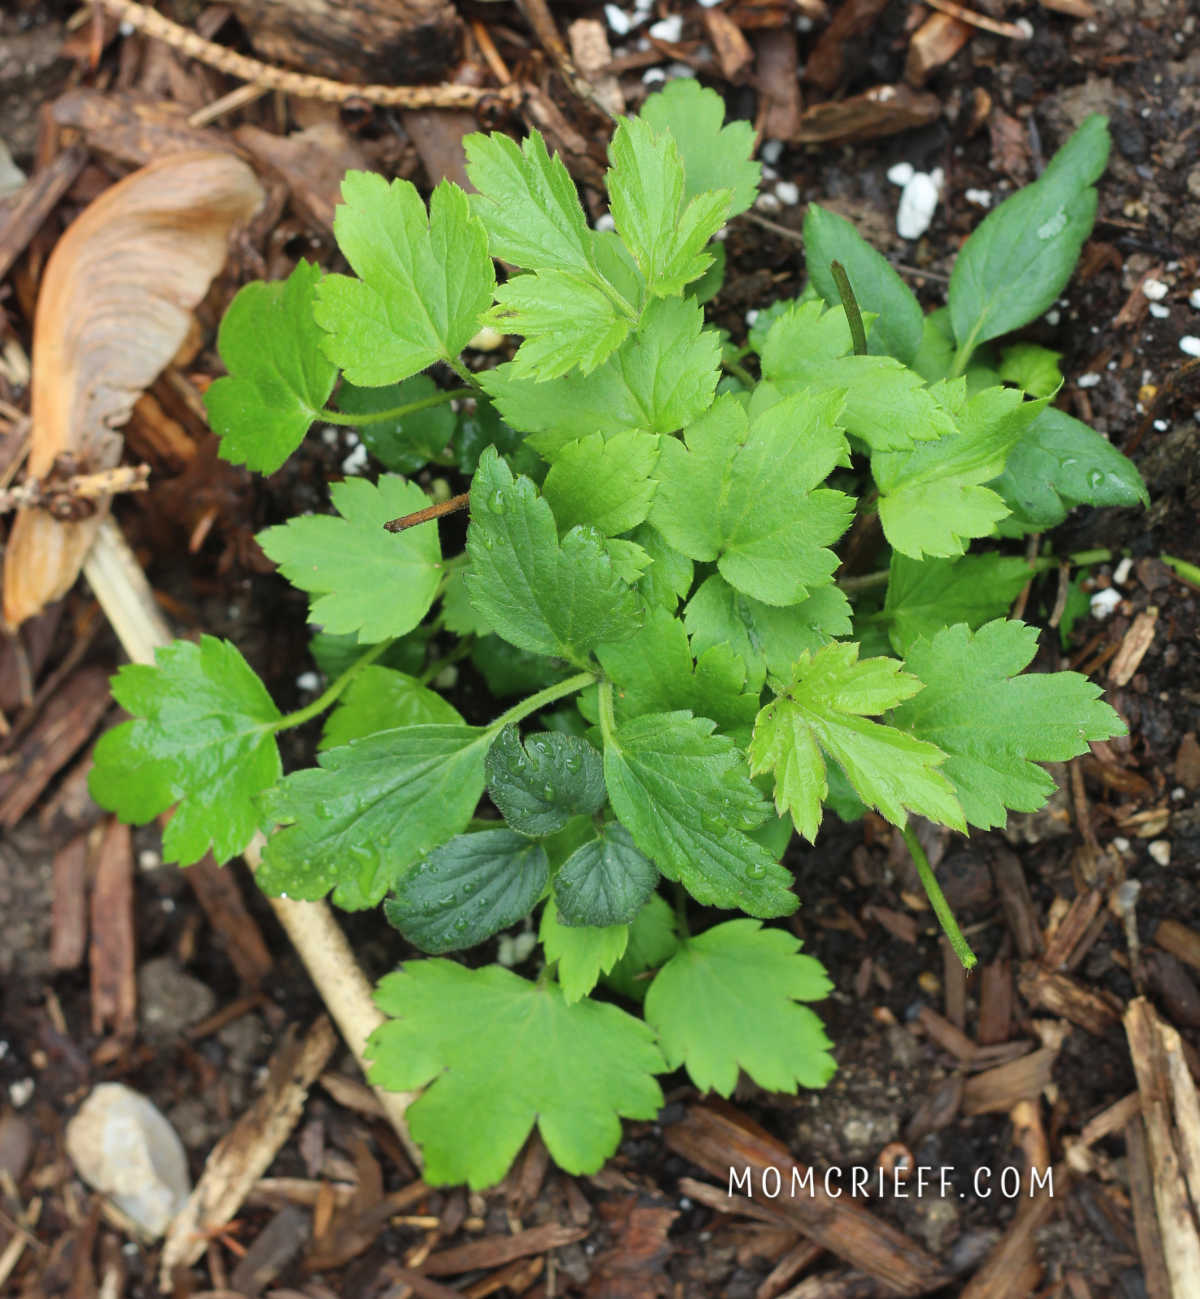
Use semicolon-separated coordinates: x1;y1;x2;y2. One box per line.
90;82;1146;1189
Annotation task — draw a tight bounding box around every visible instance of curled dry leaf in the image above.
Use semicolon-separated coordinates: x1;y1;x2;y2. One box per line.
2;150;263;628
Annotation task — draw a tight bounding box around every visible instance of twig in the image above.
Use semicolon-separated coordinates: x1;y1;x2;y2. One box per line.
0;463;149;517
95;0;522;110
385;491;469;533
79;517;422;1168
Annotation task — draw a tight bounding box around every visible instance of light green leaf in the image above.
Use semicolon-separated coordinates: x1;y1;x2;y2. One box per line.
998;342;1063;397
685;575;852;693
465;448;640;664
205;261;337;474
883;552;1039;656
608;115;730;297
542;432;660;535
603;710;796;917
873;385;1049;557
760;301;955;452
892;619;1126;829
488;269;631;380
554;823;659;928
749;642;964;841
368;961;664;1186
89;637;280;866
604;894;680;1001
465;129;595;275
385;829;549;954
485;726;606;836
595;605;759;739
321;666;461;749
258;476;442;643
479;297;720;455
650;391;852;605
630;524;694;610
645;920;835;1094
949;115;1110;359
803;203;923;365
314;175;494;385
540;904;630;1003
639;79;760;216
258;724;490;909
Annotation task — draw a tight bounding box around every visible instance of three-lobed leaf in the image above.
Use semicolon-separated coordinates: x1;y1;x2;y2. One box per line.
651;391;853;606
258;476;443;644
608;114;730;297
892;619;1126;829
205;260;338;473
480;296;720;456
645;920;835;1094
540;905;630;1003
368;960;664;1187
89;637;281;866
749;641;965;840
315;175;494;385
638;78;760;216
542;431;660;535
465;447;641;664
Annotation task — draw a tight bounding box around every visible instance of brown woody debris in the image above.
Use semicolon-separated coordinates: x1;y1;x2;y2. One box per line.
665;1104;951;1294
906;14;972;85
89;817;137;1039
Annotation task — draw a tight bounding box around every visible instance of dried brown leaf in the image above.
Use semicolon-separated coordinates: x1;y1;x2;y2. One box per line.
2;151;263;628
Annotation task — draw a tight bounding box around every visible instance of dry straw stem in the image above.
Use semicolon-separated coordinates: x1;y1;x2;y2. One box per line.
97;0;522;110
81;517;422;1169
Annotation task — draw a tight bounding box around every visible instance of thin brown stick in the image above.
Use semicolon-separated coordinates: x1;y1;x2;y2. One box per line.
384;491;469;533
96;0;522;110
0;463;149;516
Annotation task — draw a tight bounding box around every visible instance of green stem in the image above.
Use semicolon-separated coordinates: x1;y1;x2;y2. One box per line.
948;321;982;379
319;388;469;427
273;638;394;732
1068;548;1112;567
596;678;618;749
723;358;756;387
672;883;691;939
446;357;483;391
488;671;597;737
418;637;474;687
830;261;868;356
839;569;891;594
902;823;976;970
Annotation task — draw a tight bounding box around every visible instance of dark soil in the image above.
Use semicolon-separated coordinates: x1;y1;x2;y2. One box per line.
1;0;1199;1296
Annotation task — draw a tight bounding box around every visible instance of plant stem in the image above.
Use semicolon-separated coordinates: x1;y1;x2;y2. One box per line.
838;568;891;594
318;386;469;427
1068;548;1111;567
489;671;597;736
596;678;618;748
902;823;976;970
830;261;868;356
723;358;756;388
273;638;394;732
672;883;690;939
446;356;483;390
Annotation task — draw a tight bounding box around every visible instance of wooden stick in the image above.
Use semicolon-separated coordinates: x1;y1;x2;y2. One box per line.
1123;997;1200;1298
96;0;521;110
384;491;469;533
80;517;422;1168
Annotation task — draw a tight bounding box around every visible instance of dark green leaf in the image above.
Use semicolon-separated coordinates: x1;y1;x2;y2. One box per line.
485;726;606;836
554;824;659;927
385;829;549;954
